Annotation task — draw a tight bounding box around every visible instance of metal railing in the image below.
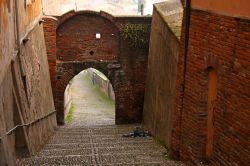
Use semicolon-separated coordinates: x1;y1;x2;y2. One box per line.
0;110;56;142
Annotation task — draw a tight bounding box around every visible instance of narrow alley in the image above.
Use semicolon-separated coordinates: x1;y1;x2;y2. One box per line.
19;71;185;165
1;0;249;165
66;70;115;127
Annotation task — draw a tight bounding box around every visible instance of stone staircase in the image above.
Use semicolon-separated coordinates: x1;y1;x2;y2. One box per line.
19;71;186;165
19;125;185;166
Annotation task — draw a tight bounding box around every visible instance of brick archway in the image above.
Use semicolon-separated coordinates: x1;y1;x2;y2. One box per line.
43;10;151;125
55;11;121;125
56;62;121;125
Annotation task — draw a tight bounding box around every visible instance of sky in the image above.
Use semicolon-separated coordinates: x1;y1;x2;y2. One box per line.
43;0;169;16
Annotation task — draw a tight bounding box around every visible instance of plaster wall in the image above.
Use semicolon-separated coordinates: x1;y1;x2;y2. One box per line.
0;1;57;164
143;2;181;147
191;0;250;18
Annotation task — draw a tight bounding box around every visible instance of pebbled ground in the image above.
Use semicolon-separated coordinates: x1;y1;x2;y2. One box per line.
19;71;185;166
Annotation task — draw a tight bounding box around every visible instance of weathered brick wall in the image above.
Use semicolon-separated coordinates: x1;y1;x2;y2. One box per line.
116;17;151;124
175;8;250;165
43;16;58;100
57;13;119;61
43;11;151;125
143;4;181;148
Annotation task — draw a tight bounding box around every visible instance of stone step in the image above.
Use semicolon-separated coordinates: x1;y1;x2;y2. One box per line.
57;127;135;132
43;143;92;150
38;146;165;157
20;155;93;165
50;134;152;140
43;141;160;150
47;137;153;144
21;153;167;165
37;148;93;156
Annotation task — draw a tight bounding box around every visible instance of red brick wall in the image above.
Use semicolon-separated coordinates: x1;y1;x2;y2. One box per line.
56;13;119;61
174;8;250;165
43;11;151;125
43;16;57;99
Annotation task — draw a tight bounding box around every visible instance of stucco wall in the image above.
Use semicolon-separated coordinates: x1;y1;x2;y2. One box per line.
64;84;72;118
0;1;57;165
191;0;250;19
87;68;115;101
143;1;181;147
0;0;16;84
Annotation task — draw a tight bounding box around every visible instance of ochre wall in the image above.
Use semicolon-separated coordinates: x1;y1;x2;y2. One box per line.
143;5;181;147
17;0;43;37
174;7;250;166
191;0;250;18
0;0;15;84
0;1;57;165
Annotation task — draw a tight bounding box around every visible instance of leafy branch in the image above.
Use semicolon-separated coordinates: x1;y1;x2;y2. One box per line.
122;24;151;49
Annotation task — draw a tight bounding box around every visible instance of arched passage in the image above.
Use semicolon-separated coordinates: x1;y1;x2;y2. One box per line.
43;10;151;125
55;11;120;125
55;62;119;125
64;68;115;126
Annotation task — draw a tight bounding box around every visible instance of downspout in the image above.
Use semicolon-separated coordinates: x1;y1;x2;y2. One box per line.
14;0;20;50
179;0;191;155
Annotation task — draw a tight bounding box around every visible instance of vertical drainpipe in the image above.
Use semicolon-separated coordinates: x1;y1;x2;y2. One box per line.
14;0;20;49
178;0;191;156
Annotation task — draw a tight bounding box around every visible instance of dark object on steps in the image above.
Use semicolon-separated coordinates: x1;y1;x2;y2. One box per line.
122;126;151;138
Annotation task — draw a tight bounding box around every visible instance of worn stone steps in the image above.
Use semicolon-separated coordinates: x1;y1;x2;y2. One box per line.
43;141;158;150
18;71;185;166
38;146;165;156
21;154;167;165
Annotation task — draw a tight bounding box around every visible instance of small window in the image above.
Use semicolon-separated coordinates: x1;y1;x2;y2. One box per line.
96;33;101;39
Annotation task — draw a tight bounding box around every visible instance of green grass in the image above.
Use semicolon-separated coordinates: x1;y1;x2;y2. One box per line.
66;103;74;123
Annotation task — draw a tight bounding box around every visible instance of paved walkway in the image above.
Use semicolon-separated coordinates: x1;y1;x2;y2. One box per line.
67;71;115;127
20;71;185;165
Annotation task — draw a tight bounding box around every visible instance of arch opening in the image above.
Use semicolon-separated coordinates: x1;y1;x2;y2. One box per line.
63;68;115;126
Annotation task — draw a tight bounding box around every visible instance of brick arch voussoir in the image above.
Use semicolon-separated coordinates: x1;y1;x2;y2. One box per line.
56;10;119;31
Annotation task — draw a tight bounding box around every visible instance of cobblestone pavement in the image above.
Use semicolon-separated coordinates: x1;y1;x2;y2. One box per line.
19;71;185;165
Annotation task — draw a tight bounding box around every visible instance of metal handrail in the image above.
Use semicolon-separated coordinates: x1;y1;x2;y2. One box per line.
0;110;56;142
